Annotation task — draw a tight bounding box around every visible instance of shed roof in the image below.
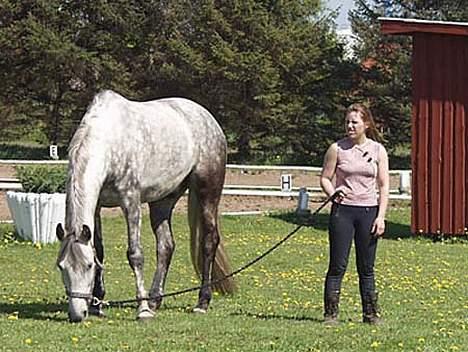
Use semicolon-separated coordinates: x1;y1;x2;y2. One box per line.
379;17;468;36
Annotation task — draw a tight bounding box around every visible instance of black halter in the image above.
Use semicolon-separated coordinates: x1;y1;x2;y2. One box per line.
66;290;94;301
65;290;102;307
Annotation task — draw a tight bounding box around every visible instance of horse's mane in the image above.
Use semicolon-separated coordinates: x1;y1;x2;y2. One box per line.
66;93;107;234
60;94;116;272
66;91;121;234
67;119;92;232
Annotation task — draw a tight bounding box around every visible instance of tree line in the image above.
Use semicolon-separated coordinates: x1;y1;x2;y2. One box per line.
1;1;466;166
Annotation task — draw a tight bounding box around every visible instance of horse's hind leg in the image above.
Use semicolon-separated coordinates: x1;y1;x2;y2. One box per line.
147;190;185;310
191;165;225;313
89;209;106;317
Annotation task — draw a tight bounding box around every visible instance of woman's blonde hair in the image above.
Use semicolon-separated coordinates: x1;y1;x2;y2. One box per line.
346;103;384;142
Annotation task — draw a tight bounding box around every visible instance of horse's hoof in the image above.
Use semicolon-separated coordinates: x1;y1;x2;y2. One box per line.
137;308;155;321
89;306;106;318
193;307;207;314
148;298;162;311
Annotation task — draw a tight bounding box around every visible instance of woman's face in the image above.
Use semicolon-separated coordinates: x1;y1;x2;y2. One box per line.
345;111;368;140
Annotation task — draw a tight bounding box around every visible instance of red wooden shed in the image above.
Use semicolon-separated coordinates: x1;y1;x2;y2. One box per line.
380;18;468;236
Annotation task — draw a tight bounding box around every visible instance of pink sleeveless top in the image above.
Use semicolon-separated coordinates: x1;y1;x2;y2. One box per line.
335;138;383;206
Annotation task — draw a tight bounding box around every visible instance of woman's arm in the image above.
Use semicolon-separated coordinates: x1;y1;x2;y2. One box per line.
320;143;340;198
372;145;390;236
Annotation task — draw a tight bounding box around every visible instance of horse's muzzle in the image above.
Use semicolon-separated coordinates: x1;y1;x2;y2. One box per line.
69;310;88;323
68;298;89;323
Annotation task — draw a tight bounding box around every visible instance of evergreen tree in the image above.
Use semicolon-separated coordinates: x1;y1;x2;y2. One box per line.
0;0;136;144
350;0;468;167
138;0;348;163
0;1;349;164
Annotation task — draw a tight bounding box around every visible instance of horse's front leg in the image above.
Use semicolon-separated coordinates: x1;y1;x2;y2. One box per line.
90;210;106;317
148;203;175;310
122;195;154;320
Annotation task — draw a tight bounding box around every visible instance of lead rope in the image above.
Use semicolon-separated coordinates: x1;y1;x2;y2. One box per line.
98;192;338;308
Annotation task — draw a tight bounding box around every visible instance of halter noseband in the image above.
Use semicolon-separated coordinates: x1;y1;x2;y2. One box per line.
65;290;102;307
66;290;94;301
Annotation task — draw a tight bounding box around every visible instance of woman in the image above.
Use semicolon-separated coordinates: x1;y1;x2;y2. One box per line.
320;103;389;325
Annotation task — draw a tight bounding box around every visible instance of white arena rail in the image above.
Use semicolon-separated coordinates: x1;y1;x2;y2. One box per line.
0;160;412;200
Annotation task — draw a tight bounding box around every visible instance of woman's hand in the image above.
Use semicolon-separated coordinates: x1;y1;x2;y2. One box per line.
333;189;346;203
371;217;385;237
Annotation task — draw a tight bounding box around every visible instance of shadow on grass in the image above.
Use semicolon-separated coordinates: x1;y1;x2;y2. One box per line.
384;220;412;240
0;297;207;322
269;211;413;240
268;212;329;231
0;301;68;322
230;310;322;323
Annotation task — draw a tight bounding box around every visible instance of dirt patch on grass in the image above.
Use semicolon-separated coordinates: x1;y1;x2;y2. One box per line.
0;164;401;221
0;166;318;221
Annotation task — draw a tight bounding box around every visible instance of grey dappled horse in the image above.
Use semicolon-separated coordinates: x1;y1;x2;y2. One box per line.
56;90;236;322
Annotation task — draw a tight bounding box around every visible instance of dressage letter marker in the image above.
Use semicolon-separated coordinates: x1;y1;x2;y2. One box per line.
281;174;292;192
49;145;58;160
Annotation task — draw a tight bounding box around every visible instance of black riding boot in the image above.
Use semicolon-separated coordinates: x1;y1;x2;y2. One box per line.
362;291;382;324
323;290;340;325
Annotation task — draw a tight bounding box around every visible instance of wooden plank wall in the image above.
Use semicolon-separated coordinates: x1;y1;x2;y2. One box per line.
412;33;468;235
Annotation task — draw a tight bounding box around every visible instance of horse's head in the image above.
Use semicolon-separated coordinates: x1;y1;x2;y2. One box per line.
56;224;100;322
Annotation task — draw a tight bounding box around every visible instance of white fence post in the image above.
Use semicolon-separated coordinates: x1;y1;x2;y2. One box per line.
399;170;411;194
296;187;310;215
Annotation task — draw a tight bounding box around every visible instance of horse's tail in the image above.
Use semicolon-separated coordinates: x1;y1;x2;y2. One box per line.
188;188;237;295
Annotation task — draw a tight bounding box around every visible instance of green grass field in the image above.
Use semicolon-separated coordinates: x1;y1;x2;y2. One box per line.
1;204;467;351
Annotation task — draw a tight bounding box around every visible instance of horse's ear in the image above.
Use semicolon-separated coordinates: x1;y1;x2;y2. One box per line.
56;223;65;241
80;225;92;243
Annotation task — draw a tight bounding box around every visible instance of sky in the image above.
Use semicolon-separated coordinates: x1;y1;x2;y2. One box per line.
326;0;356;29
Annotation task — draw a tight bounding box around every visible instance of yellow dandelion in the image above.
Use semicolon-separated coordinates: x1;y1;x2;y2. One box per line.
370;341;380;348
25;338;32;345
71;336;79;343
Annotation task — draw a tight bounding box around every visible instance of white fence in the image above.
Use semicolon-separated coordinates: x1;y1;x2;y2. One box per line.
0;160;412;200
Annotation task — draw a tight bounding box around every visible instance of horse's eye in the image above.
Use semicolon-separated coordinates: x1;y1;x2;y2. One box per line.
87;263;94;270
